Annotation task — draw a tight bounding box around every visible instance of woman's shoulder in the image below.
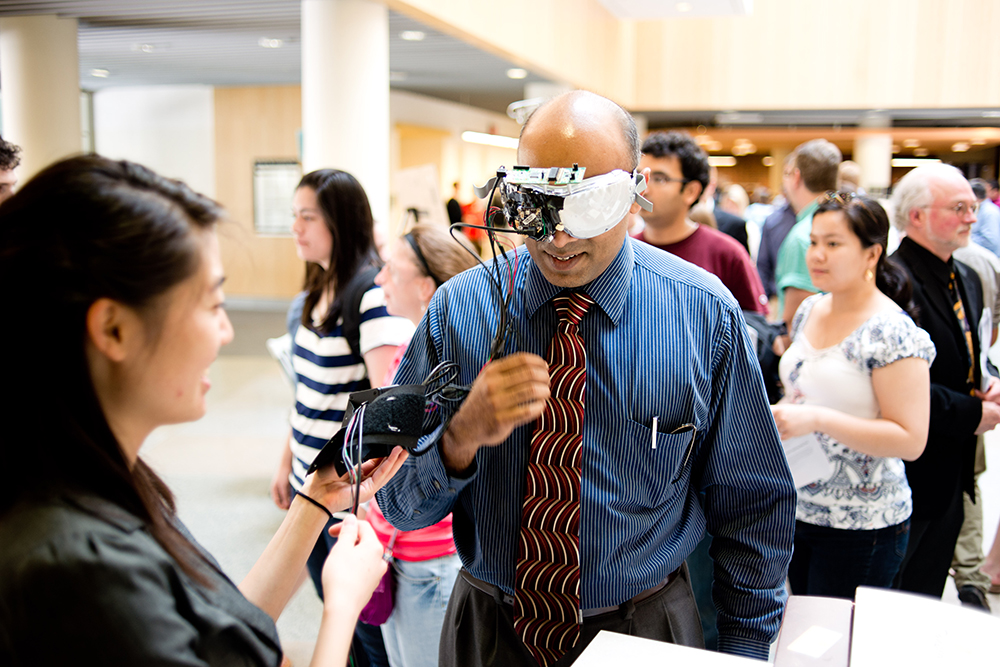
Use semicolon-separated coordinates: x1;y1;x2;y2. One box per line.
0;495;164;578
858;304;936;368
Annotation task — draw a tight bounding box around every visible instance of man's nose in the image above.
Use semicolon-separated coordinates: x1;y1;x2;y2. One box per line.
550;229;574;248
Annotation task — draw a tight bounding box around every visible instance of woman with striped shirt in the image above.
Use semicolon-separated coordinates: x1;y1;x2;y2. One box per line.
270;169;414;665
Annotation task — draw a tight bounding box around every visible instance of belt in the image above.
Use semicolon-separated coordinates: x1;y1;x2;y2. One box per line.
460;567;679;619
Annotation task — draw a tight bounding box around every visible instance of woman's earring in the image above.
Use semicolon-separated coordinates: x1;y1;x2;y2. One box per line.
865;268;874;282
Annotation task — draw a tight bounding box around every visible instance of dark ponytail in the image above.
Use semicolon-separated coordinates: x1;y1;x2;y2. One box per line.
816;193;918;320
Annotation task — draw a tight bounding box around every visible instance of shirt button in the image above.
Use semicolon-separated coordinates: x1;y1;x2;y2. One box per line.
433;480;441;490
414;510;422;515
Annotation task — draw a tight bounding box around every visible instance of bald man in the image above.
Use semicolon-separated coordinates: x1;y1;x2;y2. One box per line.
378;91;795;666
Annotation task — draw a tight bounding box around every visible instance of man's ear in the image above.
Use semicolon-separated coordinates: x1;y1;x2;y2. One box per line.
629;167;653;214
908;206;924;231
85;298;137;363
686;180;705;207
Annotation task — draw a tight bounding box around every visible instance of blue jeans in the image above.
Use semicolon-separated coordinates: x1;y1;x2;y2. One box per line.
380;554;462;667
788;519;910;599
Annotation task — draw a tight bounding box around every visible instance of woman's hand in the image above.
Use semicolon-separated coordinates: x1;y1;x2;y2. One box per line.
300;446;409;514
321;515;388;616
270;436;294;510
770;404;821;440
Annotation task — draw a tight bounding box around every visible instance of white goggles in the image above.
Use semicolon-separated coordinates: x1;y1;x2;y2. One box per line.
476;166;653;240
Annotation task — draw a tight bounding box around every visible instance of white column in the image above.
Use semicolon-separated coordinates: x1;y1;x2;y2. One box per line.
854;114;893;199
0;15;81;180
301;0;389;225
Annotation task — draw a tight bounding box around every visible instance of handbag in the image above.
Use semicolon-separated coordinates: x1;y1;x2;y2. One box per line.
358;528;399;626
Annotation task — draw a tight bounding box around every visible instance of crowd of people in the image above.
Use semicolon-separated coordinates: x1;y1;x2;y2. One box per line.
1;89;1000;667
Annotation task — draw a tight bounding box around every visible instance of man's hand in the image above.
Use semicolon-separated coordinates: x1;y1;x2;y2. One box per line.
975;376;1000;404
441;352;551;474
976;400;1000;435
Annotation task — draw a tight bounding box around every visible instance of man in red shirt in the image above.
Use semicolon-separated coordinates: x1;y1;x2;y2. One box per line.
635;131;768;314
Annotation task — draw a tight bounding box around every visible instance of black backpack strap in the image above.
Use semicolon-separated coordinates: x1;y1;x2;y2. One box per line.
340;264;381;361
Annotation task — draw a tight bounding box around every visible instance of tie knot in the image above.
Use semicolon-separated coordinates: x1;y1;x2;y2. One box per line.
554;292;595;327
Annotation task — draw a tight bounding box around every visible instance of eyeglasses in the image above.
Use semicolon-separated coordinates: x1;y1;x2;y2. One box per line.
648;171;691;187
920;201;979;217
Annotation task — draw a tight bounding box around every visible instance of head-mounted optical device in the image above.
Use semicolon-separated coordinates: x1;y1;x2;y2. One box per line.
475;164;653;241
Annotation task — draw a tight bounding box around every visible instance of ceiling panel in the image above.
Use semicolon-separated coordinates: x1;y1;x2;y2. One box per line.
0;0;547;113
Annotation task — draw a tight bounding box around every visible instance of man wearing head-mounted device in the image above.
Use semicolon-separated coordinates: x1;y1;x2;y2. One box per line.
487;165;652;244
377;90;795;666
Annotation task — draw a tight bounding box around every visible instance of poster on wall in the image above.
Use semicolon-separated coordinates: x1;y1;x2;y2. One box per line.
253;160;301;235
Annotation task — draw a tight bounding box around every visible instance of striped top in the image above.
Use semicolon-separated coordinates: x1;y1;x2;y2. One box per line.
377;237;796;660
289;284;414;490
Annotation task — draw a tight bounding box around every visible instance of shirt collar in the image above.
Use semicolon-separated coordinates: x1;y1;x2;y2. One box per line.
898;236;956;287
796;198;820;223
525;234;634;325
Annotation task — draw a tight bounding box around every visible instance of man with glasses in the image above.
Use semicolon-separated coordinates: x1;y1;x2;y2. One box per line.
379;91;795;666
635;131;767;315
890;163;1000;604
970;178;1000;257
772;139;842;343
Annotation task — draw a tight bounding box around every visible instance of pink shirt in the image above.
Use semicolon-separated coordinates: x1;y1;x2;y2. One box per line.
368;500;457;562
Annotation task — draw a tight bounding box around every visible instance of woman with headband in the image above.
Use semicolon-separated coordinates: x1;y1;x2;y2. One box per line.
369;222;479;667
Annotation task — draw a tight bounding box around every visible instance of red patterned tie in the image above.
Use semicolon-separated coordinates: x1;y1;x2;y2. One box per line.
514;291;594;667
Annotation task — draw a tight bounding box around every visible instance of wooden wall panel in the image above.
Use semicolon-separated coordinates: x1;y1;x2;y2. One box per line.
390;0;1000;112
633;0;1000;112
213;85;304;300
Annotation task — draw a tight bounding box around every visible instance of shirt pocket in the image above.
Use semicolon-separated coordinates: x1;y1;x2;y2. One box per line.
592;418;696;510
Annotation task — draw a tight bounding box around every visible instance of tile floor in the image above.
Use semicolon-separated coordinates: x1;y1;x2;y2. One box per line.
145;309;1000;666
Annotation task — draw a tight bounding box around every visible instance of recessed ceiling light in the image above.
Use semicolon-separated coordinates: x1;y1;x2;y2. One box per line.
676;2;693;12
506;68;528;80
762;156;775;167
902;139;921;148
389;71;408;82
971;138;987;145
462;131;518;150
892;158;942;167
258;37;283;48
90;68;110;78
952;142;970;153
913;148;929;157
891;145;901;154
399;30;425;41
708;156;737;167
705;140;723;152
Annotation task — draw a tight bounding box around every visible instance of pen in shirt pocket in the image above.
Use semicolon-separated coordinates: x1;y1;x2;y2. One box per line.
652;421;697;484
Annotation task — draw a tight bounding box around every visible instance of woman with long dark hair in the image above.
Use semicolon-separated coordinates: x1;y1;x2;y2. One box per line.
270;169;413;665
771;193;935;599
0;155;406;666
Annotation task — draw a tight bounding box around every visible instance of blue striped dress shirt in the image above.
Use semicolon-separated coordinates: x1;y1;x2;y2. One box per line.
377;236;795;660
